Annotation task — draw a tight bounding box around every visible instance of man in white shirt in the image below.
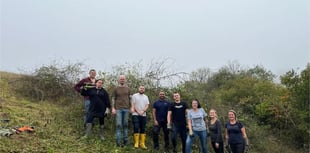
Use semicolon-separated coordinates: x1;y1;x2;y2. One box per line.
131;85;149;149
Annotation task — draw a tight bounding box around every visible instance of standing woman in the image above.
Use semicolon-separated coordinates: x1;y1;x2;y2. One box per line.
224;110;249;153
208;109;224;153
80;79;111;140
185;99;208;153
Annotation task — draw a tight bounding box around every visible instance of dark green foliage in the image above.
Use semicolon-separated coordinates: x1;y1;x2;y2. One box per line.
279;64;310;148
244;65;275;81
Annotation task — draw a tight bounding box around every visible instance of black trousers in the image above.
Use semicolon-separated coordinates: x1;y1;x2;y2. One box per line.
86;114;105;125
153;121;169;148
211;141;224;153
132;115;146;133
230;143;244;153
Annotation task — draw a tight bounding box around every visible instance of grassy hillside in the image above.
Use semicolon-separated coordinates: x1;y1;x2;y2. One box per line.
0;71;164;153
0;96;139;153
0;71;305;153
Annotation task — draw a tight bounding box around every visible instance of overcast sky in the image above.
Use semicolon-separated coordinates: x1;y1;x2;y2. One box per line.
1;0;309;78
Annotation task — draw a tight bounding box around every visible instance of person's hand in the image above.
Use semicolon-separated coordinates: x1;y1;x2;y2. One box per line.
130;108;135;113
215;143;219;149
80;86;86;92
105;108;110;114
154;120;158;126
244;137;250;152
245;145;250;152
167;123;172;130
189;129;194;137
104;108;110;117
138;110;144;116
112;108;116;115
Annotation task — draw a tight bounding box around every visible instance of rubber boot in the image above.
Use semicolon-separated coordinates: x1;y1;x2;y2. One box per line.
99;125;105;140
140;133;147;149
134;133;140;148
82;123;92;139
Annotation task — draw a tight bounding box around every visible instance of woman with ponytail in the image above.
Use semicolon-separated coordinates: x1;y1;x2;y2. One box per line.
224;110;249;153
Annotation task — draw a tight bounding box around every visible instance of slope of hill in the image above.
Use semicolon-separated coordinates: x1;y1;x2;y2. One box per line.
0;71;305;153
0;91;145;153
0;71;159;153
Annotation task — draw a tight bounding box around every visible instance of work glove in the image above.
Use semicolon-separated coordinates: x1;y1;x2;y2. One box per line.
189;129;194;137
244;137;250;152
167;123;172;130
104;108;110;117
105;108;110;114
225;145;232;153
80;86;86;91
245;145;250;152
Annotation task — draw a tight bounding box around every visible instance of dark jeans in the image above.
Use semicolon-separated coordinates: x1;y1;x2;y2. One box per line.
171;124;187;153
230;143;244;153
153;121;169;148
132;115;147;133
211;141;224;153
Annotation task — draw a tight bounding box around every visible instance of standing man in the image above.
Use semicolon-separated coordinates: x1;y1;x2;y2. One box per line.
152;91;170;151
167;92;189;153
111;75;131;147
74;69;96;127
131;85;150;149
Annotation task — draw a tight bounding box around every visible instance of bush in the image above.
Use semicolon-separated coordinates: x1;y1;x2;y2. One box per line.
15;62;84;102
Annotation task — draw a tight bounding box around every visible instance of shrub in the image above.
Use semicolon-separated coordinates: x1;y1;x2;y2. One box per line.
15;62;84;102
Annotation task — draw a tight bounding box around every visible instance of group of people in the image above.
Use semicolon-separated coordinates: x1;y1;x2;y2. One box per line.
74;70;149;148
74;69;250;153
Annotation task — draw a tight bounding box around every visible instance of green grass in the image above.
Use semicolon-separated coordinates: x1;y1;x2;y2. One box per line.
0;97;181;153
0;75;172;153
0;71;307;153
0;97;137;153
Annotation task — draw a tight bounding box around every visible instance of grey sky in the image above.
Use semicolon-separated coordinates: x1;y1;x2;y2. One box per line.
1;0;309;77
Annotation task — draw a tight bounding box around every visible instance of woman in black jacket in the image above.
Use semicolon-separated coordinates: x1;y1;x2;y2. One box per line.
81;79;111;140
208;109;224;153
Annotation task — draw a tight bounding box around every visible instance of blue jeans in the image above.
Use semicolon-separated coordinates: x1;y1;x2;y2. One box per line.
115;109;129;144
185;130;208;153
84;99;90;125
132;115;146;133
